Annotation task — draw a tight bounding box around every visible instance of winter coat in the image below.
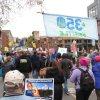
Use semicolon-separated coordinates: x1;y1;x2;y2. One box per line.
91;53;99;66
70;66;95;89
15;55;32;73
60;58;73;79
31;54;40;71
46;67;64;100
2;60;15;79
92;62;100;89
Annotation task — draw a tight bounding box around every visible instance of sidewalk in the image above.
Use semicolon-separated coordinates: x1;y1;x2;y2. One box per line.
0;77;4;97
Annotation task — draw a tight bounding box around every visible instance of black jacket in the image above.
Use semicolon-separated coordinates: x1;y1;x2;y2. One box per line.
46;68;64;100
60;58;73;78
15;55;32;73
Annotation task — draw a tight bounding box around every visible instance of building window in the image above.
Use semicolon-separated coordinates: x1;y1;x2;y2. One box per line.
95;5;98;16
65;40;67;43
88;4;98;18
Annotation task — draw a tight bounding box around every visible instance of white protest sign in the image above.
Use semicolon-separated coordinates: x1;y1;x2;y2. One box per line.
58;47;67;55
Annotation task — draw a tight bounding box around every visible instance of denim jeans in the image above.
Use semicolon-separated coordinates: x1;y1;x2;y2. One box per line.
32;70;38;78
64;76;69;93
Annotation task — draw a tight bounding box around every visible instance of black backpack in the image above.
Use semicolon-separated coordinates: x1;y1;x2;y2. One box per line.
78;68;94;91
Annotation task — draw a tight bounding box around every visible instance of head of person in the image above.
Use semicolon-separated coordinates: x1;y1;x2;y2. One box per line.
4;56;11;63
6;52;10;56
94;49;99;55
56;53;61;59
27;82;33;90
79;57;90;67
62;53;68;59
94;56;100;62
4;70;24;87
89;49;93;54
34;51;37;55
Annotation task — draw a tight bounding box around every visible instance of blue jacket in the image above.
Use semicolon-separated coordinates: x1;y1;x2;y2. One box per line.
92;62;100;89
91;53;99;66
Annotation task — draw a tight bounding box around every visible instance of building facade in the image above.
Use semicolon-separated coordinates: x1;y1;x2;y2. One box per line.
87;0;100;19
1;30;13;53
32;1;100;52
34;33;98;52
87;0;100;49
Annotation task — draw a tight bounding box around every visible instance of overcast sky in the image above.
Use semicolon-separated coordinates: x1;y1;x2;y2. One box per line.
3;0;94;38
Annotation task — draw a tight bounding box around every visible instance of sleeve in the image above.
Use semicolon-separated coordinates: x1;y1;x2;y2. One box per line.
89;69;95;83
70;69;79;83
15;58;20;69
69;61;73;69
46;68;64;84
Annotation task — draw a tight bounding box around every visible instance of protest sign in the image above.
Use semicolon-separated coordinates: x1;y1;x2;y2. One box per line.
25;78;54;100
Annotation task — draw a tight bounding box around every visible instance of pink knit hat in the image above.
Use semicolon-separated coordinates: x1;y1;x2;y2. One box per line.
79;57;90;66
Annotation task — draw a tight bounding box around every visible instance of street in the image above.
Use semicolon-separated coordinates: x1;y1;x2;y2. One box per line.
62;89;96;100
0;77;97;100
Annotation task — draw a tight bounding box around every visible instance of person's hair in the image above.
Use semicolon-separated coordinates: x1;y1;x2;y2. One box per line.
6;52;10;56
81;53;87;57
62;53;68;59
51;60;58;68
56;53;61;59
50;60;63;75
72;57;76;64
27;82;33;89
34;51;37;55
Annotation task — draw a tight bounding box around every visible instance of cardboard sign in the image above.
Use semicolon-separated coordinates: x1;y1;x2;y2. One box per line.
58;47;67;55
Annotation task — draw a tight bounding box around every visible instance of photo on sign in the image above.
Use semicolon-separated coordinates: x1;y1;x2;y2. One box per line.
25;78;54;100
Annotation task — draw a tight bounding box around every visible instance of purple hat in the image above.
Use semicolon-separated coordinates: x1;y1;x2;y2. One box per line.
79;57;90;66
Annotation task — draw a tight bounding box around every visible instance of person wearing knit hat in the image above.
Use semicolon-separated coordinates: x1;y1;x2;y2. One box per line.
79;57;90;67
94;56;100;62
92;55;100;100
70;57;95;100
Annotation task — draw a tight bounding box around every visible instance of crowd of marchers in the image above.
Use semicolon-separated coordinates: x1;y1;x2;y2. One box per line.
0;48;100;100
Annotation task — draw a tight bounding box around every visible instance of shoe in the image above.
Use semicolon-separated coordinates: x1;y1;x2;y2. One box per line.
64;91;70;95
66;92;70;95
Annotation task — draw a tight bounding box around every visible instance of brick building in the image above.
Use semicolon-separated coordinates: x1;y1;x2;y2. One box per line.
0;30;13;52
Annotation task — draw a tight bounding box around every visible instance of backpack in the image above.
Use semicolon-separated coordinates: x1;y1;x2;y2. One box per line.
78;68;94;91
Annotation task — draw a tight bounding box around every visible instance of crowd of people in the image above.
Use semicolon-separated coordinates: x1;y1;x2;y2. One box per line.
0;48;100;100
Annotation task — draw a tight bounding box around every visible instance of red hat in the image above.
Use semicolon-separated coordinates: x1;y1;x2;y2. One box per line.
94;56;100;62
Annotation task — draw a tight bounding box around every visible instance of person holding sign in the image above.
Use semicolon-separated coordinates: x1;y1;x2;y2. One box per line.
39;57;64;100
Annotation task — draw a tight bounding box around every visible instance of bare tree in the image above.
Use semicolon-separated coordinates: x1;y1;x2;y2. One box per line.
0;0;44;28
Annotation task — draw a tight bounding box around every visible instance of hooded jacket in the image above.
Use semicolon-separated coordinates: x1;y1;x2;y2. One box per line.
92;62;100;89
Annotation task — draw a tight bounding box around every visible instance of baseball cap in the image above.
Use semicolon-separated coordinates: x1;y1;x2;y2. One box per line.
4;70;25;84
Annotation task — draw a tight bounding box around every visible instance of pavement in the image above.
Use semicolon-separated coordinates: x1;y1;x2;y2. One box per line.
0;77;3;97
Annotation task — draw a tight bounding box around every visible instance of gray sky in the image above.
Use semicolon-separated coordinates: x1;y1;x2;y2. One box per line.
3;0;94;38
